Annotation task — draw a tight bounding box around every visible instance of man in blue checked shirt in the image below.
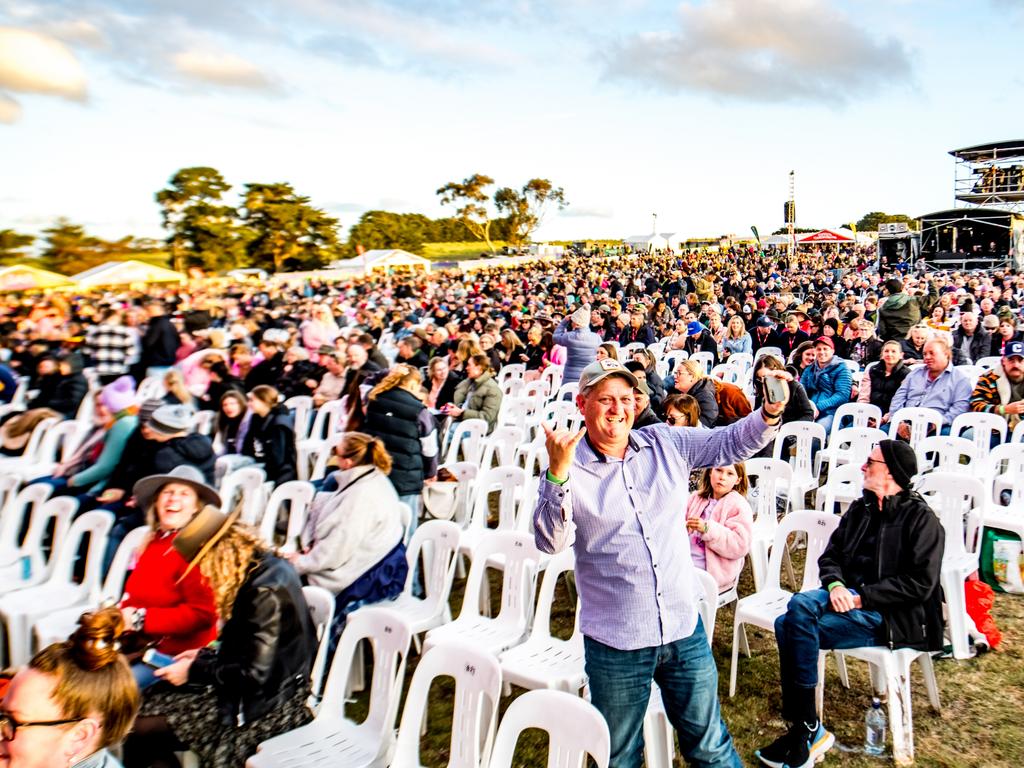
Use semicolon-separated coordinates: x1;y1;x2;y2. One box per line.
535;358;788;768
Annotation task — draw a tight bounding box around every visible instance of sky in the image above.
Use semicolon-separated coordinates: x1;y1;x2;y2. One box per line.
2;0;1023;245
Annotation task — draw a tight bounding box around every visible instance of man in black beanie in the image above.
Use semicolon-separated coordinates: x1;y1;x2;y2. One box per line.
756;439;944;768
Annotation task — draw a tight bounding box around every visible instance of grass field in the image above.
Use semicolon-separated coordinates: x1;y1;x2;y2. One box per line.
345;536;1024;767
420;242;509;261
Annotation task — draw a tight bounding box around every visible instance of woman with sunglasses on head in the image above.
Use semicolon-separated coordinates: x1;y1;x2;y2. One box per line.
0;606;139;768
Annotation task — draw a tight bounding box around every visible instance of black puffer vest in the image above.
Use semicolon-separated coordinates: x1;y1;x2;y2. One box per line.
364;387;423;496
867;361;909;413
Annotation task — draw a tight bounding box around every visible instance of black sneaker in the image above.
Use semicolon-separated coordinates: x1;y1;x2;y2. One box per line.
756;721;834;768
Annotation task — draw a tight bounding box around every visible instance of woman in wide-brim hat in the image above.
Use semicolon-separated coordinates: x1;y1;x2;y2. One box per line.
123;505;317;768
118;465;220;690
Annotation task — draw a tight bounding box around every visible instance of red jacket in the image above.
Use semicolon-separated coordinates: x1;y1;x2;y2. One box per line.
122;531;218;655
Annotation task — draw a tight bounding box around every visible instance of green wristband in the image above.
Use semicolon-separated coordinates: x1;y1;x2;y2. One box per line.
827;581;844;592
546;470;568;486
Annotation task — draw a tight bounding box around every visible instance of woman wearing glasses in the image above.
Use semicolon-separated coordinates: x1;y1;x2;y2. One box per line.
0;606;139;767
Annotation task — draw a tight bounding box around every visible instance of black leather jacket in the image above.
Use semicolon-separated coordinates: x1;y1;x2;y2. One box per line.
817;488;944;651
188;553;316;726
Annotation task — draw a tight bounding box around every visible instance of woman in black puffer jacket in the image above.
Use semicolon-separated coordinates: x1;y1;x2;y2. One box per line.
242;385;298;486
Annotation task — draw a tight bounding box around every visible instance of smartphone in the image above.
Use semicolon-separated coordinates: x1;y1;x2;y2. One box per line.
764;376;788;404
142;649;176;669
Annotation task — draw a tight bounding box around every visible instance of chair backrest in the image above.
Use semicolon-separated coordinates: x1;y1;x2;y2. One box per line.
818;463;863;515
694;568;720;645
398;502;413;546
74;390;96;425
308;398;348;442
823;426;887;471
46;511;114;599
689;351;715;375
914;473;985;561
0;483;53;559
765;511;840;593
41;419;87;464
308;432;345;482
498;396;535;434
457;531;540;629
772;421;826;481
445;419;489;465
320;608;412;752
829;402;882;441
515;439;548;480
727;352;754;373
437;462;478;525
136;375;166;401
710;364;744;385
983;442;1024;506
950;411;1007;457
405;520;461;603
18;417;60;462
915;435;979;476
540;399;582;434
976;355;1002;371
284;395;315;441
521;380;550;402
754;346;783;364
219;466;267;520
664;349;689;372
479;426;525;470
22;497;79;584
744;458;792;526
301;585;336;704
192;410;216;437
487;689;610;768
466;466;526;533
258;480;315;551
527;547;577;642
0;476;20;519
554;382;579;403
497;364;526;387
102;526;149;601
392;640;502;768
889;407;944;450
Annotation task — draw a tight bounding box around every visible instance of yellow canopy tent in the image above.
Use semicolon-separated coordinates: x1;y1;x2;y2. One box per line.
71;260;187;288
0;264;74;291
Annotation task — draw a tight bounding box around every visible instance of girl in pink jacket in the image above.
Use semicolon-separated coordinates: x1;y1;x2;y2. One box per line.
685;463;754;592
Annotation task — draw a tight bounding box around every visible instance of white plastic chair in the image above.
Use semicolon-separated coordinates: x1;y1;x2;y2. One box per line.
515;438;548;480
973;442;1024;545
499;548;584;694
0;416;60;477
744;458;792;592
424;530;540;658
306;398;349;443
258;480;315;552
553;382;579;403
285;395;315;441
828;402;882;444
220;466;267;522
709;364;744;385
815;426;886;479
457;466;526;560
754;346;783;364
434;462;478;527
363;520;460;653
888;407;944;451
247;608;412;768
914;473;985;660
663;349;689;373
950;411;1007;458
535;399;583;434
301;585;336;709
688;351;715;375
478;426;525;470
0;496;76;590
497;396;536;436
0;510;112;667
954;365;982;388
727;352;754;372
192;410;216;436
729;511;840;697
390;640;502;768
975;355;1001;371
914;435;979;476
33;526;149;650
488;689;610;768
816;463;863;516
136;375;166;401
444;419;489;466
0;483;53;567
771;421;825;508
539;366;563;399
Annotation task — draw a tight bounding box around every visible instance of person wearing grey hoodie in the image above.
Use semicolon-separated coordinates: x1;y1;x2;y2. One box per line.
554;305;602;383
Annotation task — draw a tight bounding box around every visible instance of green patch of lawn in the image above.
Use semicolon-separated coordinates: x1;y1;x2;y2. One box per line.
421;242;509;261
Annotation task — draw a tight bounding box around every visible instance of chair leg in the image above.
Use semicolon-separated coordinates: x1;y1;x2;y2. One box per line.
782;546;797;590
642;707;673;768
885;656;915;767
729;621;743;697
941;570;972;660
739;625;750;657
815;651;827;719
835;653;849;688
917;653;941;711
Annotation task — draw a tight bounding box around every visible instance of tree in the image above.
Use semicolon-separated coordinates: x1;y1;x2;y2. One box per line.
241;183;342;272
494;179;567;247
156;167;248;272
38;218;109;274
436;174;497;253
0;229;34;265
346;211;432;255
854;211;919;232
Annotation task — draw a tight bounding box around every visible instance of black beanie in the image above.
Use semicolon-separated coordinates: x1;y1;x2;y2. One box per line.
878;439;917;490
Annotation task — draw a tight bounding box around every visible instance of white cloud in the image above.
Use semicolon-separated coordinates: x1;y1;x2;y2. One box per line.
603;0;913;104
42;19;107;49
560;204;614;219
171;49;274;90
0;92;20;123
0;26;87;99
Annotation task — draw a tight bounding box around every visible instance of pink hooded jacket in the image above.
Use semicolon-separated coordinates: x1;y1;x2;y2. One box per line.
685;490;754;591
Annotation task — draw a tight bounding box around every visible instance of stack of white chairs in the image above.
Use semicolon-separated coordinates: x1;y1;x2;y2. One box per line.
729;511;840;697
0;510;113;666
247;608;412;768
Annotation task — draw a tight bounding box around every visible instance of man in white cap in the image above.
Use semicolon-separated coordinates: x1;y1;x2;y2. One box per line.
553;304;602;383
535;358;790;768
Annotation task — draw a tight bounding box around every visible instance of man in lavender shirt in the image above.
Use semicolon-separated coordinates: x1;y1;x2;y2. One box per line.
535;358;788;768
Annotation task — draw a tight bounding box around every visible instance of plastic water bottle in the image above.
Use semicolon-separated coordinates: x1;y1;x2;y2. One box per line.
864;698;886;756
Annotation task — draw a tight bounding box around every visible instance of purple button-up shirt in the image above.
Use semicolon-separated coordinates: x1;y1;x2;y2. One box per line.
533;412;778;651
888;362;971;426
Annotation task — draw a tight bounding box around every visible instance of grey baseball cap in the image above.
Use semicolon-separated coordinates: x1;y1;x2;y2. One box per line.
578;359;639;390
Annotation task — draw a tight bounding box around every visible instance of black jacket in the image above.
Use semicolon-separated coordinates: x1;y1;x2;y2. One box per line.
150;434;216;485
950;327;991;365
188;553;316;726
28;372;89;418
244;352;285;391
141;315;180;368
633;407;662;429
364;387;430;496
817;488;944;651
753;378;815;424
865;361;910;414
243;405;297;485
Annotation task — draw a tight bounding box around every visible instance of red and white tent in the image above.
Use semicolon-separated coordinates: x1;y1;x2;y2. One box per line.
796;228;856;244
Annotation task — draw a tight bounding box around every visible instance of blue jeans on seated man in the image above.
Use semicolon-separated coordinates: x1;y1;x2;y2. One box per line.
584;617;742;768
774;588;885;722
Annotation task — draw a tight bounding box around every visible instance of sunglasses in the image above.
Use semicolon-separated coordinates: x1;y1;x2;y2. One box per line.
0;713;84;742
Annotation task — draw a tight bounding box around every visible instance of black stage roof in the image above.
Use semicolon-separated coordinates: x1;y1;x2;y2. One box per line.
949;141;1024;162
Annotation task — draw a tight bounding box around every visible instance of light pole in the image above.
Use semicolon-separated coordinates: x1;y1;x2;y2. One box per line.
652;212;657;234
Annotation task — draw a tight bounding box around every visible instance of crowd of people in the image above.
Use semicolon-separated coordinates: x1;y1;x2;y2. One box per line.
0;242;1021;767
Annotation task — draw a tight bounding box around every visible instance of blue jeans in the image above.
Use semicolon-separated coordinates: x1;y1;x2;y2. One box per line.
775;589;884;719
584;618;741;768
815;412;835;435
